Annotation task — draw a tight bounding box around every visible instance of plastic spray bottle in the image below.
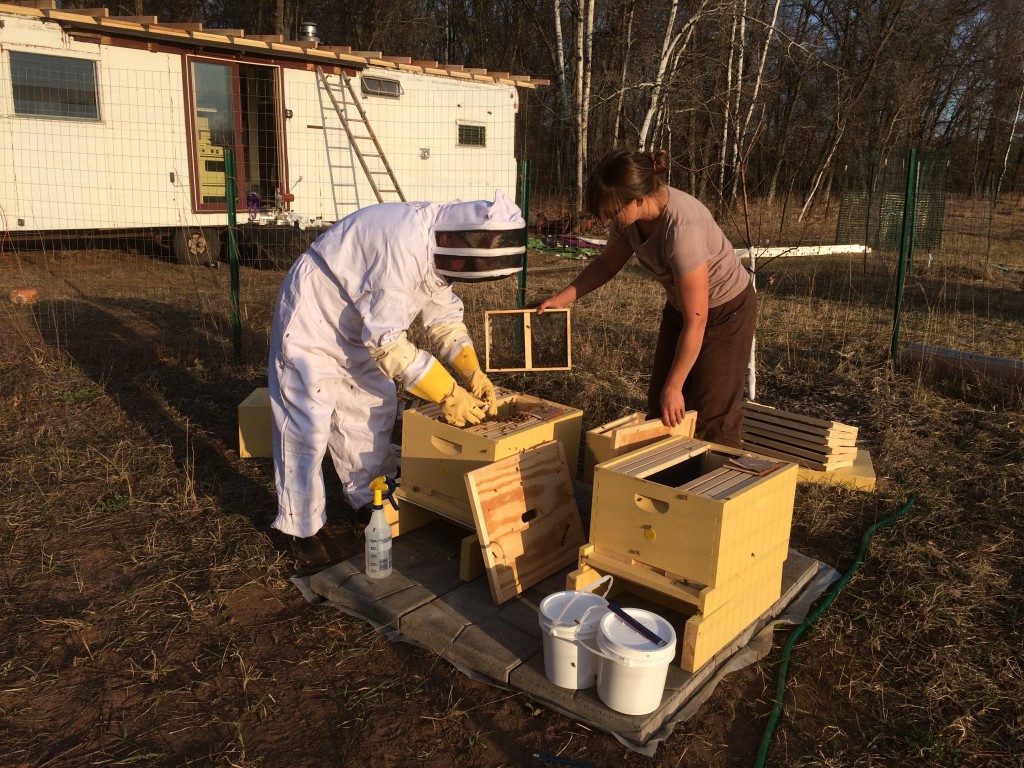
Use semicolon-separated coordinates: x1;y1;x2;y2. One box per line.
364;476;394;579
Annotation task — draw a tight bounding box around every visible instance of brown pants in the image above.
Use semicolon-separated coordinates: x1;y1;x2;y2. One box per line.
647;283;756;448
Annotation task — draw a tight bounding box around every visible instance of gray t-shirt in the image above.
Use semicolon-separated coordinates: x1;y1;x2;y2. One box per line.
613;187;750;310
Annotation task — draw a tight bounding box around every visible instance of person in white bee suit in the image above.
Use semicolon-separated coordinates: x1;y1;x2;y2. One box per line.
269;190;527;564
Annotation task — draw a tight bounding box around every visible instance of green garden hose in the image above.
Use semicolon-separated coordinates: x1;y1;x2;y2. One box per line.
755;488;918;767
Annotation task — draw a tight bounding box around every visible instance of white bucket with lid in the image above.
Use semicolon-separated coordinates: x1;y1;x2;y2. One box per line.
537;577;612;690
595;607;677;715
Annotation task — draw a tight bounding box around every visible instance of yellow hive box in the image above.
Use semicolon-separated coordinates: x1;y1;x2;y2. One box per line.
399;388;583;527
571;435;798;671
238;387;272;458
588;436;797;589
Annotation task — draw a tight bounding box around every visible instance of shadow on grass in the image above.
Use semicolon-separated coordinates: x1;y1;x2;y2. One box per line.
30;295;288;546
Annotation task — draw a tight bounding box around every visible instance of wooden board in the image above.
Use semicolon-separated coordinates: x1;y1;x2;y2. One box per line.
464;440;586;604
741;402;858;471
797;448;877;491
741;413;857;447
741;438;856;471
743;400;857;436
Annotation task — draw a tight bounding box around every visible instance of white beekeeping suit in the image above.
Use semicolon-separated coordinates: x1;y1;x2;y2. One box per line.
268;190;525;550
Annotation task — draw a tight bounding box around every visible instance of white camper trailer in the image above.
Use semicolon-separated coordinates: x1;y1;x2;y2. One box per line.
0;3;544;263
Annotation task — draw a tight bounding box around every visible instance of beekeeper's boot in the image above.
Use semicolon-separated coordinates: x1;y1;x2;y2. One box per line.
290;534;330;565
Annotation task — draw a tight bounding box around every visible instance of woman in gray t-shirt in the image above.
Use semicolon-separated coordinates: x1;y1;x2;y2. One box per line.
532;148;755;447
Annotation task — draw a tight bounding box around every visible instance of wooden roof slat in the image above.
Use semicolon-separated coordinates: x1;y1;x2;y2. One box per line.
64;6;108;17
248;34;283;42
202;28;245;37
383;55;412;64
350;50;383;58
151;22;203;31
320;45;352;53
109;16;158;24
7;1;57;9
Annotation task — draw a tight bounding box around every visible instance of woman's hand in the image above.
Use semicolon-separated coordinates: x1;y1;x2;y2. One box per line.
660;387;688;427
526;294;569;315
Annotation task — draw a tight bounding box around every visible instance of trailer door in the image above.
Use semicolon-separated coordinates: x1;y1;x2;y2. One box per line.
185;57;284;214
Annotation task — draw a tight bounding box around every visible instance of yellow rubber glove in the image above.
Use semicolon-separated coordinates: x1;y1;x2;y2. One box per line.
451;346;498;416
407;358;458;403
439;385;487;427
407;358;486;426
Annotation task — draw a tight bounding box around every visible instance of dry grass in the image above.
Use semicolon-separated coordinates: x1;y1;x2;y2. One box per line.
0;202;1022;766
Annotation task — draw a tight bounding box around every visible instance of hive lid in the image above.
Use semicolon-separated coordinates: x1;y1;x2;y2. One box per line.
464;440;585;604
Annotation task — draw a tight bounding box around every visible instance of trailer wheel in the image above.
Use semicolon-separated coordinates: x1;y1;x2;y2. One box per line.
172;227;222;265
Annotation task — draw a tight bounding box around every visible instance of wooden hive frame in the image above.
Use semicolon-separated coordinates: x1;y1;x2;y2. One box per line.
483;308;571;372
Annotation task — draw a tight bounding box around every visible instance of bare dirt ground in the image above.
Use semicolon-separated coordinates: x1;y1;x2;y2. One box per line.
1;242;1021;767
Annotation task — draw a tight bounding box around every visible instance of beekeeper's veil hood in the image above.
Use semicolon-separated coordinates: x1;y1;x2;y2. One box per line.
433;189;527;282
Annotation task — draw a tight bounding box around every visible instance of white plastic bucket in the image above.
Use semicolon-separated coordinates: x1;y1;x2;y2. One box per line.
595;607;677;715
537;580;612;689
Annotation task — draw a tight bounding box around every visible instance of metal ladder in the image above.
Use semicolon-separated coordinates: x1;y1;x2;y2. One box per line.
315;66;405;220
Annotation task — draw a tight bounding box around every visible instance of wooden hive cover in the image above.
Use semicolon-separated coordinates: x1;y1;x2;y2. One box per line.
464;440;585;604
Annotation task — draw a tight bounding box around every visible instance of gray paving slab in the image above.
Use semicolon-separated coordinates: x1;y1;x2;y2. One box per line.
311;556;437;632
448;622;535;683
306;519;828;754
399;598;471;651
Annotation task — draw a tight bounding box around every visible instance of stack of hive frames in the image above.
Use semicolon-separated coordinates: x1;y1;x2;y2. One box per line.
568;435;798;672
742;401;858;471
399;388;583;528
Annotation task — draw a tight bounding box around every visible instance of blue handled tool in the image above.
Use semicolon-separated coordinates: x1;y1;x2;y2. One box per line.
606;602;669;647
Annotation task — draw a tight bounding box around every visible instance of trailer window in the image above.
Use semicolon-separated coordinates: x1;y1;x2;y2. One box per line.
9;52;99;120
458;124;486;147
361;76;401;99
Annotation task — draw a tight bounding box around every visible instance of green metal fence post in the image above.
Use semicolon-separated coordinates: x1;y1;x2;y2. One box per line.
518;159;531;309
890;148;918;366
225;149;242;360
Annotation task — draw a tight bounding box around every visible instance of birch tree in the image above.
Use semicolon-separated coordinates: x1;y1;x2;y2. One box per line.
638;0;712;150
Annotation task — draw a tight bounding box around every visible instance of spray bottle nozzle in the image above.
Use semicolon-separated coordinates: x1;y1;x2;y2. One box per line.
369;475;400;510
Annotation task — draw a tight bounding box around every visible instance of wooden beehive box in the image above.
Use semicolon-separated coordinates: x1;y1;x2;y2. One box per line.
582;410;697;485
574;435;798;671
238;387;272;458
399;388;583;527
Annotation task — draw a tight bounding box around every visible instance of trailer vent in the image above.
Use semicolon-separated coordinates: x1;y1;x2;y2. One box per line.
298;21;319;43
458;124;486;147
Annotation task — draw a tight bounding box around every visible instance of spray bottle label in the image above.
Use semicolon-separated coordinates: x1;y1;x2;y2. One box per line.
367;535;392;572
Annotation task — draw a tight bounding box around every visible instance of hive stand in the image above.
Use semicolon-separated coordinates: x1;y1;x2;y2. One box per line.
568;436;798;672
